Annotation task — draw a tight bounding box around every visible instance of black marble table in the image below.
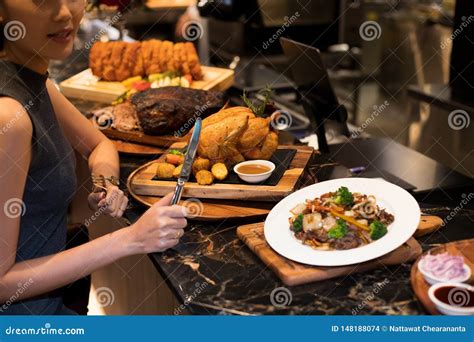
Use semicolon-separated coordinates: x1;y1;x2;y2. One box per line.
120;153;474;316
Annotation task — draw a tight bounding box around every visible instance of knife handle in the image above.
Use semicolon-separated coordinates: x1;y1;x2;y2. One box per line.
170;179;185;205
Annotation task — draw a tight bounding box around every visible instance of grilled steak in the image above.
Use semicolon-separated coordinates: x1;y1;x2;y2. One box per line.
112;102;140;132
91;102;140;132
130;87;226;135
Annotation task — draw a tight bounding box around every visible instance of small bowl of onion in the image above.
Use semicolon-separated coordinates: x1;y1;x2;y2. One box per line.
418;252;471;285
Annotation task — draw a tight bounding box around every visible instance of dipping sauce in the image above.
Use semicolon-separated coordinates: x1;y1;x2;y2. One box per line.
237;164;271;174
434;285;474;308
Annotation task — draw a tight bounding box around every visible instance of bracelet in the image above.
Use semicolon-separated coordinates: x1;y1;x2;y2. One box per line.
104;175;120;186
91;174;120;192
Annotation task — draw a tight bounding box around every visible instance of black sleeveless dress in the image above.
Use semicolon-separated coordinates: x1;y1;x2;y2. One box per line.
0;60;77;315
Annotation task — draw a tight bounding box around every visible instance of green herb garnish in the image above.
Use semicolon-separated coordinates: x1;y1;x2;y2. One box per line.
241;86;273;117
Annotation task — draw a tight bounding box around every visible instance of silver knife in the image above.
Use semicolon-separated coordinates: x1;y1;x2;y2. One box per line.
170;118;202;205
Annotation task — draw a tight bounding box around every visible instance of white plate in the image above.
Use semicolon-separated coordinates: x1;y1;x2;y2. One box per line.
264;178;421;266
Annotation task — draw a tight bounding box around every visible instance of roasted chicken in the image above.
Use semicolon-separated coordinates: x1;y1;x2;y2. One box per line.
196;106;279;165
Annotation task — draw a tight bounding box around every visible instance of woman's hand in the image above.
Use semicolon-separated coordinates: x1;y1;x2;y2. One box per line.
88;184;129;218
127;193;188;254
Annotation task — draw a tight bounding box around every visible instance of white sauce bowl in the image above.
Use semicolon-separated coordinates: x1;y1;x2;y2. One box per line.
418;262;471;285
428;282;474;315
234;160;275;184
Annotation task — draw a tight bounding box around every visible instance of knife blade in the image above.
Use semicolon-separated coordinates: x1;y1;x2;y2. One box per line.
170;118;202;205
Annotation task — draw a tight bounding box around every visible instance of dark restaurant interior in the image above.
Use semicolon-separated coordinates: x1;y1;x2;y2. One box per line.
0;0;473;316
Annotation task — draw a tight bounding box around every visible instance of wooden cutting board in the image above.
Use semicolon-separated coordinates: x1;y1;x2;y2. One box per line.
100;126;186;148
410;239;474;315
130;194;275;221
237;222;423;286
128;143;313;201
111;139;165;155
146;0;195;10
89;115;186;148
60;66;234;103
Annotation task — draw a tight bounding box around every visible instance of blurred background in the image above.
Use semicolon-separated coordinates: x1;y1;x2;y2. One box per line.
56;0;472;177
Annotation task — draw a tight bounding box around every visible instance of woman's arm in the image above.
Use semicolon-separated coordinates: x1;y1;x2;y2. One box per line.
46;80;127;217
0;98;187;304
1;194;185;303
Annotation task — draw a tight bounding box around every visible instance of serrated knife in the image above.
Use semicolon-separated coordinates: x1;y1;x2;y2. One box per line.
170;118;202;205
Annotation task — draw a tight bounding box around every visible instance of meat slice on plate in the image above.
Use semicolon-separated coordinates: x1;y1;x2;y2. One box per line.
112;102;140;132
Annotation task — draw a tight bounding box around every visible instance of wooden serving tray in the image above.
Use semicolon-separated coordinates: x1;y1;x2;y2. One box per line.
99;125;186;148
128;143;313;202
237;222;423;286
146;0;195;10
60;66;234;103
129;195;275;221
111;139;165;155
410;239;474;315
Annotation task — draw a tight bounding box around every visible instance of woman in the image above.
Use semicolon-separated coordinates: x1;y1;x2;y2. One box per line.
0;0;187;315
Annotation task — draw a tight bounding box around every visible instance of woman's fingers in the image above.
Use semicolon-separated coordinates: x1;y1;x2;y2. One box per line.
98;186;129;217
105;188;121;213
158;205;188;218
155;193;174;207
88;191;106;210
97;198;107;208
158;227;185;239
159;238;179;251
115;196;129;218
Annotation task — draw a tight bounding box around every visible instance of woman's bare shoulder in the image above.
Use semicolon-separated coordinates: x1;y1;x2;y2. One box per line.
0;96;33;139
